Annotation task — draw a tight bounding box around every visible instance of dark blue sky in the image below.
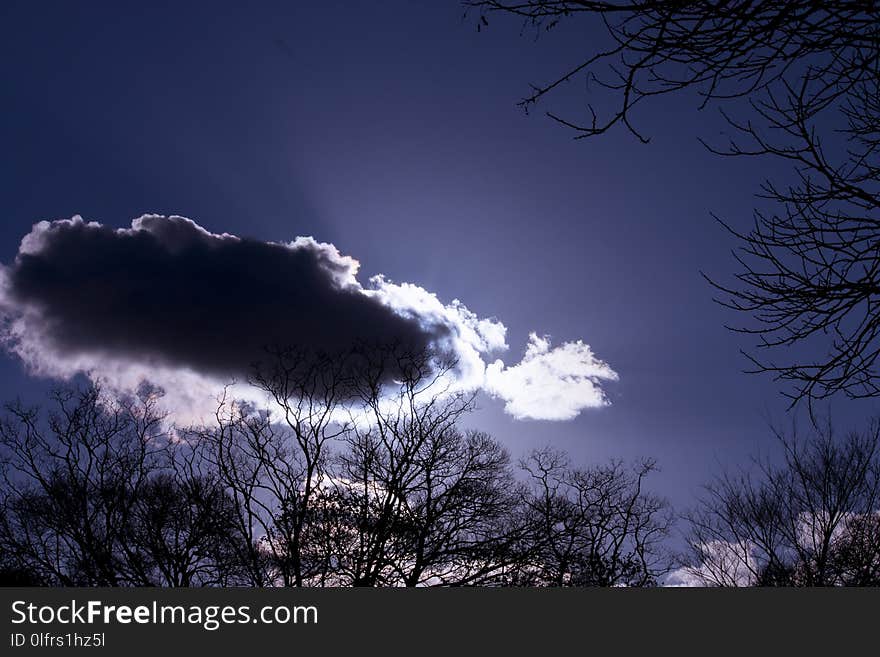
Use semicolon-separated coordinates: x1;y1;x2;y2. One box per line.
2;1;875;512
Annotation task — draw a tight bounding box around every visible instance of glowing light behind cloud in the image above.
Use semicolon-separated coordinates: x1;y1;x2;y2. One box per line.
0;215;618;423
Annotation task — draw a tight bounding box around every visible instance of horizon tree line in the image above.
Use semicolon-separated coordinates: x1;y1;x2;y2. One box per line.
0;345;672;587
1;343;877;587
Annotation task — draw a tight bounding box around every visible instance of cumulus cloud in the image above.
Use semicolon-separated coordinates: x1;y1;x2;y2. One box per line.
3;215;439;379
0;215;618;423
485;333;618;421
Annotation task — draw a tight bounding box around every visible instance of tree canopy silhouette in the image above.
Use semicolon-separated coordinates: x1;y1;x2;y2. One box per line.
681;420;880;586
0;344;672;587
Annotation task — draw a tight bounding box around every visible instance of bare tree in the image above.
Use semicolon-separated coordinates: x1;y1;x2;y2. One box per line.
0;386;243;586
681;420;880;586
468;1;880;405
125;468;248;586
0;387;163;585
333;426;524;586
512;447;672;586
189;347;352;586
467;2;877;142
0;353;677;588
705;77;880;405
317;346;525;586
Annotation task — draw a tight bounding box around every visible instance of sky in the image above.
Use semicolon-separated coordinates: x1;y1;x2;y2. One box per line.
2;0;877;515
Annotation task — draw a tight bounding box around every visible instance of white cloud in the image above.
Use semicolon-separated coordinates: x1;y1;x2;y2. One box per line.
367;274;508;391
484;333;619;421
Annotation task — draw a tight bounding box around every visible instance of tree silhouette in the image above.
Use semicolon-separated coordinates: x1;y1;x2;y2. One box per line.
187;345;527;587
189;347;352;586
511;447;672;586
0;347;673;587
681;420;880;586
340;348;475;585
0;387;244;586
328;347;524;586
468;1;880;405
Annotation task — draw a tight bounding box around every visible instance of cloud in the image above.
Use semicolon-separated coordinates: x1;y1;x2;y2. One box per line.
3;215;438;380
0;215;618;423
485;333;618;421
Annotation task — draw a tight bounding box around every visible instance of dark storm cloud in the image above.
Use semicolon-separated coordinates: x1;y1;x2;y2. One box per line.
1;215;441;380
0;215;616;423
